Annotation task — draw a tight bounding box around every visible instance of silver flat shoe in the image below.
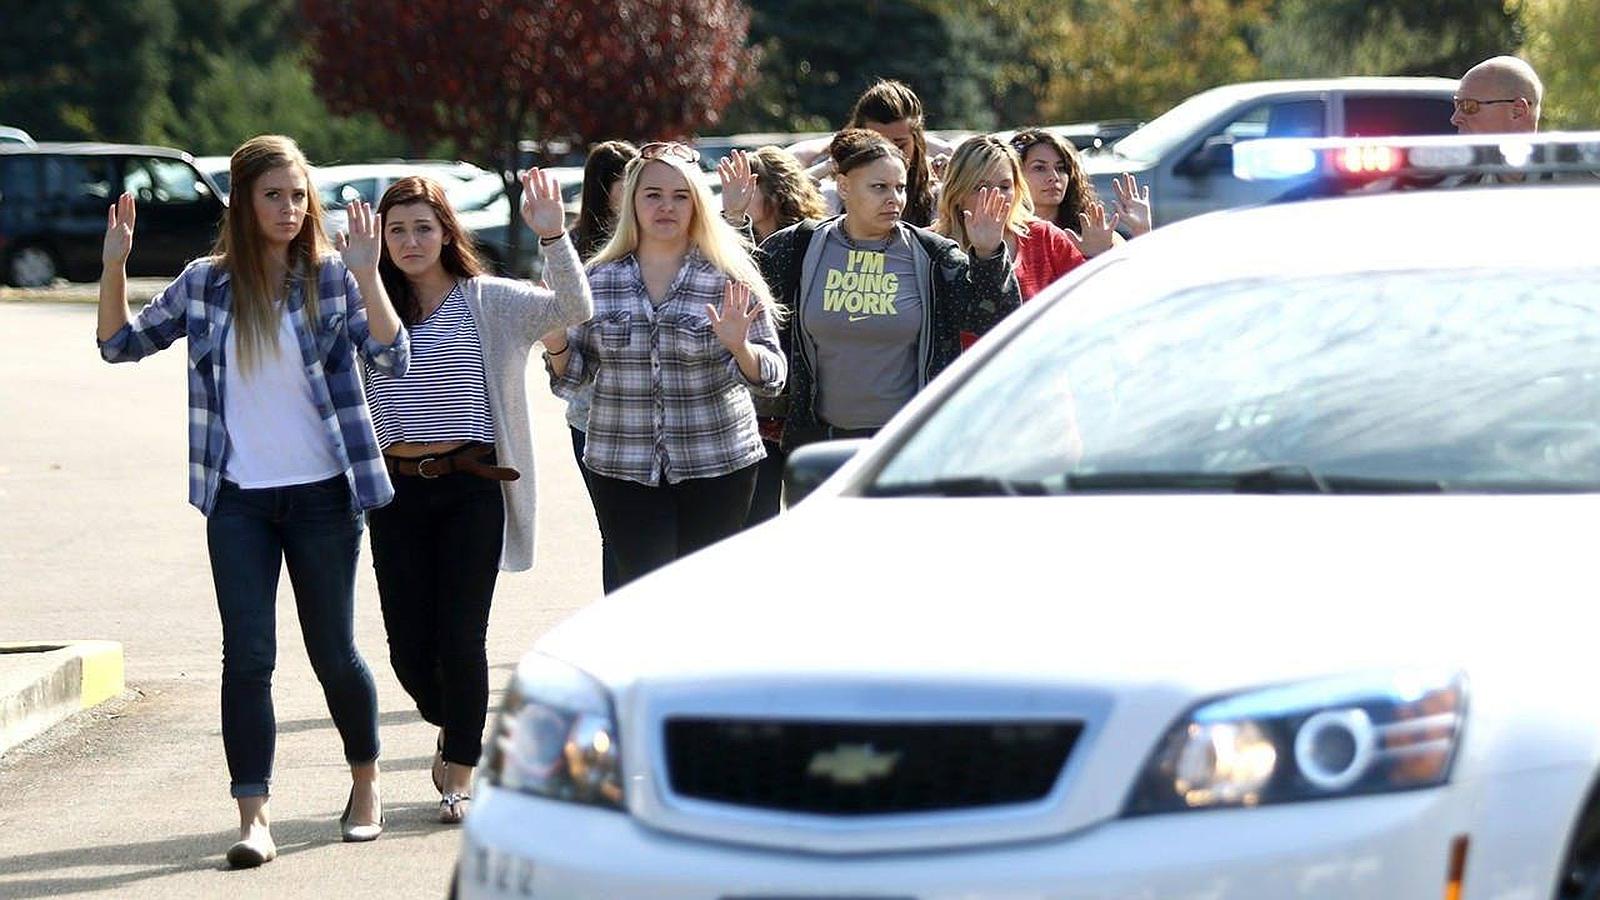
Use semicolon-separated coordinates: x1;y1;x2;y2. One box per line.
225;832;277;868
439;791;471;825
340;786;384;842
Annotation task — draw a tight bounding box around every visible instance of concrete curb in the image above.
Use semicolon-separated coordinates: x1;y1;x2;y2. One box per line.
0;641;124;756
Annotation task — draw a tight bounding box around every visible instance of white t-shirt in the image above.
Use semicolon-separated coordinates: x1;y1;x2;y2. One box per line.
222;306;344;488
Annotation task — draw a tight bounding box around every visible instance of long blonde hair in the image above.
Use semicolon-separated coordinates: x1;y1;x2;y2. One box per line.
933;135;1033;252
589;154;782;319
213;135;332;371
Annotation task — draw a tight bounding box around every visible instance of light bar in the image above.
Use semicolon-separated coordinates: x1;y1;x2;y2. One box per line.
1234;131;1600;182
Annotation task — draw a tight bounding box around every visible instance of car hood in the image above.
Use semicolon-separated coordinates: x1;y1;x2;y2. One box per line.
537;494;1597;694
1080;151;1154;179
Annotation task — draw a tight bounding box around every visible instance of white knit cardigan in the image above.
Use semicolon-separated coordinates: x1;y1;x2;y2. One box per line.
463;236;593;571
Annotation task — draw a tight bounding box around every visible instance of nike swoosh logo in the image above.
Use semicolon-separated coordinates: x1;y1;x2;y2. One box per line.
848;315;871;322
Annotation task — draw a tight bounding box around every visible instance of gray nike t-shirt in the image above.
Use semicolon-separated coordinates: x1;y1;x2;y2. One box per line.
806;228;924;429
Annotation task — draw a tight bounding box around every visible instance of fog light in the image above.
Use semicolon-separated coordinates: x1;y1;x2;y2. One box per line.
1295;708;1375;791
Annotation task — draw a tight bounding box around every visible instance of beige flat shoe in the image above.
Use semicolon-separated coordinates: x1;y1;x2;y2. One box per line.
225;831;277;868
340;786;384;842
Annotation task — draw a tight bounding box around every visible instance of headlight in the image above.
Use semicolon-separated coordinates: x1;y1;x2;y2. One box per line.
1124;670;1466;815
480;653;624;810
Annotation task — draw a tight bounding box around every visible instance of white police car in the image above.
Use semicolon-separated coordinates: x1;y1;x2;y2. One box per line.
455;134;1600;899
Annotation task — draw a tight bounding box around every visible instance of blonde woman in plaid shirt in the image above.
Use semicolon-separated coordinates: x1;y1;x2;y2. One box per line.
547;142;786;589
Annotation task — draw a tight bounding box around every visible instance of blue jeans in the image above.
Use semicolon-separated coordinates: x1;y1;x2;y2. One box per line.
206;475;380;798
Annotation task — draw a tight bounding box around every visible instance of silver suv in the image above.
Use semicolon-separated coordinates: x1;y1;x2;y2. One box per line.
1085;77;1457;225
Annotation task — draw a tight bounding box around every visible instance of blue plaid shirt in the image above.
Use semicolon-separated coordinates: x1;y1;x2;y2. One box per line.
98;256;409;515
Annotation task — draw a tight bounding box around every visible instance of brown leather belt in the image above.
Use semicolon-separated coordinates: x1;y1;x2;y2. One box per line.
384;443;520;482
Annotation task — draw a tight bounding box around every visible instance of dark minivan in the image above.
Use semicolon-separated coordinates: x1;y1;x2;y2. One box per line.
0;143;224;286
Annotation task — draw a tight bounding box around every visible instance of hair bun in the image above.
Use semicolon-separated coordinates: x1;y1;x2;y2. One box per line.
829;128;904;175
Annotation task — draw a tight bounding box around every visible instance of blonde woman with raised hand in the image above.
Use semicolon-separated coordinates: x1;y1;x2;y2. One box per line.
96;134;405;867
546;141;786;588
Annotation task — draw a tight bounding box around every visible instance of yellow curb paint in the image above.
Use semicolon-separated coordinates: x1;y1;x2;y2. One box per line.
77;642;124;710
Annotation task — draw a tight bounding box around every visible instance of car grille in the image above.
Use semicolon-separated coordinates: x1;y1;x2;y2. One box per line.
664;718;1082;815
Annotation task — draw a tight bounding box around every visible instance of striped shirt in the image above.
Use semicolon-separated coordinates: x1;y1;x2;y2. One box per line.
97;256;409;515
364;282;495;447
553;250;786;486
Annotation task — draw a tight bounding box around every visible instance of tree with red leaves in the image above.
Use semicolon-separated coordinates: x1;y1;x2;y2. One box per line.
301;0;756;272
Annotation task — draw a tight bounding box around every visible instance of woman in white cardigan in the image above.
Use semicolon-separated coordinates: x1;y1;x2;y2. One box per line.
363;172;592;823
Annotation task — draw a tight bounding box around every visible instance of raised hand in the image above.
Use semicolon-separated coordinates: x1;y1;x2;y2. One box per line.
103;192;136;268
929;151;952;182
961;186;1010;258
334;198;382;276
1064;198;1119;257
718;149;757;221
1113;172;1152;236
520;168;566;239
705;280;758;352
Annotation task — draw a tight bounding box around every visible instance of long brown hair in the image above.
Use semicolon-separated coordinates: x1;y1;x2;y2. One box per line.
376;176;486;325
847;80;934;227
1010;128;1097;233
573;141;639;260
213;135;331;372
747;146;827;239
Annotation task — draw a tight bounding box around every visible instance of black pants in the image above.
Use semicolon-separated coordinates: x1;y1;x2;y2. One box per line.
368;466;504;767
745;440;787;527
570;427;621;594
586;464;758;589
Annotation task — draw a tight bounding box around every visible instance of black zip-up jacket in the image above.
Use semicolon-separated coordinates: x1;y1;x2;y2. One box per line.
757;216;1021;451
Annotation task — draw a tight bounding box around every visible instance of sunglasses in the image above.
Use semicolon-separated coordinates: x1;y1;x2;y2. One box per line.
638;141;701;164
1452;97;1519;116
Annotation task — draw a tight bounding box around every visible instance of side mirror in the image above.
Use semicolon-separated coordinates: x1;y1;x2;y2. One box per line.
1178;136;1235;177
782;439;870;506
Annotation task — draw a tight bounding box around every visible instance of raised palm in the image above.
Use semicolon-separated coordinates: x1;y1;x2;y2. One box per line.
1065;199;1119;257
1113;172;1152;236
335;198;382;275
519;168;566;239
962;186;1010;258
103;192;136;267
718;149;757;221
706;281;758;351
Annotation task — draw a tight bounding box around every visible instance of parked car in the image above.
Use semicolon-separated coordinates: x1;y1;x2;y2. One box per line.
1082;77;1458;226
454;134;1600;898
998;120;1142;153
190;155;232;200
0;142;224;286
0;125;35;147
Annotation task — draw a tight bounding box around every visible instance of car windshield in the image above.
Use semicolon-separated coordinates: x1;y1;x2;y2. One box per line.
1110;86;1252;164
868;266;1600;496
446;174;505;212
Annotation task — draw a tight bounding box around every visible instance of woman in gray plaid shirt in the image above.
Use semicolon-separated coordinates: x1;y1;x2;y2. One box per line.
547;142;787;589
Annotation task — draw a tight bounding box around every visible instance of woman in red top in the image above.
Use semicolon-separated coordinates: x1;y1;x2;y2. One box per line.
935;135;1087;300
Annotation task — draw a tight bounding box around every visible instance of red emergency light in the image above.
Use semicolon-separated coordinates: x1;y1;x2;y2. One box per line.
1336;145;1404;175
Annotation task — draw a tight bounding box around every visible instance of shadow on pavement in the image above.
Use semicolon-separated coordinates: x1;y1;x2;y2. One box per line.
0;802;450;898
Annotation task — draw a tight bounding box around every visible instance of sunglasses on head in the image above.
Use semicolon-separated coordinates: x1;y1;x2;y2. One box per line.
1452;97;1518;116
638;141;702;164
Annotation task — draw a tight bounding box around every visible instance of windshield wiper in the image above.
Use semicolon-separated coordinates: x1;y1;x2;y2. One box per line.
865;475;1052;498
1064;465;1446;494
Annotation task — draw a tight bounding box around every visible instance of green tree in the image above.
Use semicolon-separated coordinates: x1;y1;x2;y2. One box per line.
0;0;179;142
185;53;409;162
1037;0;1273;123
1258;0;1523;79
718;0;1010;133
1523;0;1600;128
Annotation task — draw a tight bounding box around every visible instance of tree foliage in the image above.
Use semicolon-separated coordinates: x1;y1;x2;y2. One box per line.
718;0;1009;133
1035;0;1273;124
1522;0;1600;128
1258;0;1523;79
301;0;756;158
0;0;180;142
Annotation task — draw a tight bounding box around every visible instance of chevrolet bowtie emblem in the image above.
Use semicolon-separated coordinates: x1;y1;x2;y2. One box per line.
806;743;901;786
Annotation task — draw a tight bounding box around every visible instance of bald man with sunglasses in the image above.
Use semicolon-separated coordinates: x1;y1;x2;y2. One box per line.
1451;56;1543;135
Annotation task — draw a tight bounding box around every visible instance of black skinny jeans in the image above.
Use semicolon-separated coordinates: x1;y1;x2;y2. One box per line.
367;467;504;767
586;464;758;589
570;427;621;594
